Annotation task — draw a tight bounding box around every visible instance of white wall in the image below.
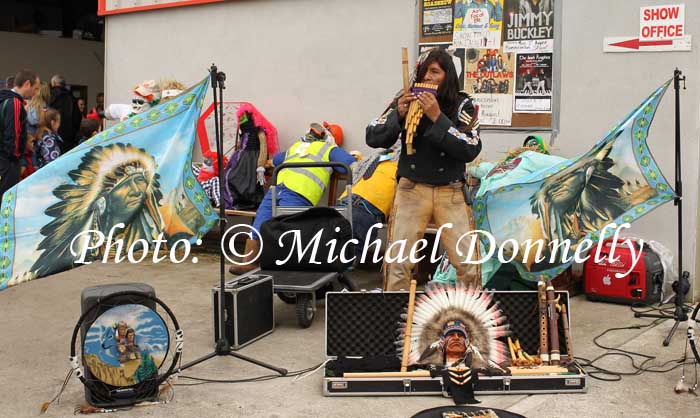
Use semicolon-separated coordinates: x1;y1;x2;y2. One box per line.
0;32;104;109
104;0;700;298
104;0;417;151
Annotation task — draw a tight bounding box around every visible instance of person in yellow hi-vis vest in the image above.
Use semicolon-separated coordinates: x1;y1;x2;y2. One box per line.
337;145;400;262
229;123;356;275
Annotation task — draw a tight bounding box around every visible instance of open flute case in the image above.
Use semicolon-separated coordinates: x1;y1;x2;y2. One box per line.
323;290;587;397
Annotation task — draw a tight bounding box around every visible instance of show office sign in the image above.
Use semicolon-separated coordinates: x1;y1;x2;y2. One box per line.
604;3;692;52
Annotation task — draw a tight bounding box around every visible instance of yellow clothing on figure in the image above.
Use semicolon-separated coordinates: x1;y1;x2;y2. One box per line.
340;161;398;218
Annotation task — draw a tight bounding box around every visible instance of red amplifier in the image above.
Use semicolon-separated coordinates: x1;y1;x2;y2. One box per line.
584;239;663;304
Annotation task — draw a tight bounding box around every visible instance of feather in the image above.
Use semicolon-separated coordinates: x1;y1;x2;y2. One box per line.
396;283;509;368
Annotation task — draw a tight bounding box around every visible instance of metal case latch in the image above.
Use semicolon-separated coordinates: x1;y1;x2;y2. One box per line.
403;379;412;393
331;381;348;390
503;377;511;391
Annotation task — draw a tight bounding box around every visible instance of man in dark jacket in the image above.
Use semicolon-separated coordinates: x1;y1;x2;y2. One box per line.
49;74;82;153
0;69;39;197
366;49;482;291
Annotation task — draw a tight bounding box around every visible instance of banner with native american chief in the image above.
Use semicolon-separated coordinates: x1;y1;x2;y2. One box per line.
0;78;218;290
471;80;675;282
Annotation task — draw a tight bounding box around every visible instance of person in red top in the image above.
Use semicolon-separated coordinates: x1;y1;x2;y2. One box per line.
19;135;35;180
0;69;40;197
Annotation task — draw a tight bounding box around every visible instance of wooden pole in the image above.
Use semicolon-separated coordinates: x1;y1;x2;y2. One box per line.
342;366;570;379
345;371;431;379
400;279;418;372
402;47;410;93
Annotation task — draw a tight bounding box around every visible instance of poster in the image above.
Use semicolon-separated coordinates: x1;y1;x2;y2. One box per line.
419;43;466;90
452;0;504;49
503;0;554;52
423;0;454;36
464;48;515;125
472;94;513;125
513;52;552;113
465;49;514;94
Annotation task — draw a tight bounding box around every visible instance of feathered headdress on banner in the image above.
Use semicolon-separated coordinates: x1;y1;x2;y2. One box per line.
396;282;510;368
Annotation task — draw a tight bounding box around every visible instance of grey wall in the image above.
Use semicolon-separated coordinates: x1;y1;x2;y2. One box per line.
104;0;417;152
0;32;104;109
555;0;700;300
104;0;700;298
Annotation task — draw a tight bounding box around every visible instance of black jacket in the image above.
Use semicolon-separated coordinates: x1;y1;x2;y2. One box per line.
366;93;481;185
50;86;82;152
0;89;26;162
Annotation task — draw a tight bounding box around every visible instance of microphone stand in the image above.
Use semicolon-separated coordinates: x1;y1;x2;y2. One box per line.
176;64;287;374
634;68;690;347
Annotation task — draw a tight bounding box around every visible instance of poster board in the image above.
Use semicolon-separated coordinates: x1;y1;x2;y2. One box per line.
419;0;555;129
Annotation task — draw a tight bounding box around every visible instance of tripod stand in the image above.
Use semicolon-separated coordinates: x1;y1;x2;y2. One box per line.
178;64;287;375
634;68;690;347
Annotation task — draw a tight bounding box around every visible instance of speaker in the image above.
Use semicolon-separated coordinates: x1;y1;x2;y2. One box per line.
79;283;158;407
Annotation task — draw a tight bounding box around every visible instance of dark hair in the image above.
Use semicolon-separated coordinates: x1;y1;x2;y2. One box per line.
97;92;104;98
80;118;99;138
5;76;14;88
415;49;462;116
14;69;38;88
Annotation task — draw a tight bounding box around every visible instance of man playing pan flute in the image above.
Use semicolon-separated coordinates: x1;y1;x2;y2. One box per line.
366;48;482;291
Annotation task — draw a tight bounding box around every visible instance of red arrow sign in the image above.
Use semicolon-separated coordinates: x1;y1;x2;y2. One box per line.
609;38;674;50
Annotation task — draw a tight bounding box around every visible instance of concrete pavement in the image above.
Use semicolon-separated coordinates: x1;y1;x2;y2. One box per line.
0;254;697;418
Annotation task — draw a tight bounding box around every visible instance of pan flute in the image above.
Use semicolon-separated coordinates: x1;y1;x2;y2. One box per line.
404;83;438;155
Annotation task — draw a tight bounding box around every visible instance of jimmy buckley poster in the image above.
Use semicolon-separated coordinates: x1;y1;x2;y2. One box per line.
0;78;218;290
503;0;554;53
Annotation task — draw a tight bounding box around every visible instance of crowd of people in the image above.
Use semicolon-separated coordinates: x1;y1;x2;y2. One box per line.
0;69;102;196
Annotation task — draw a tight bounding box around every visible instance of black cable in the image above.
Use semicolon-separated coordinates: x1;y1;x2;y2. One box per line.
630;301;693;317
173;362;324;386
575;305;695;381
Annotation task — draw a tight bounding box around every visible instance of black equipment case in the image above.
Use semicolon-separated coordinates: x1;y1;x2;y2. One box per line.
323;290;587;396
213;274;275;350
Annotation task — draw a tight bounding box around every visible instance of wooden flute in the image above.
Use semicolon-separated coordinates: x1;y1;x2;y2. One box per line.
546;284;561;366
537;279;550;365
559;303;573;363
400;279;418;372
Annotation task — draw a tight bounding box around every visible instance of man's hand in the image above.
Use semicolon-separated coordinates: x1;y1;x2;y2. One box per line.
396;92;416;119
417;92;441;122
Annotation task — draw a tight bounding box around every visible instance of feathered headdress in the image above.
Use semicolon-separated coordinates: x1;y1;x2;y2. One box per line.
396;282;510;368
30;144;163;277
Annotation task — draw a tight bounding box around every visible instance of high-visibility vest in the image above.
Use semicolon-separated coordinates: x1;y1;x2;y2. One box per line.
277;140;334;205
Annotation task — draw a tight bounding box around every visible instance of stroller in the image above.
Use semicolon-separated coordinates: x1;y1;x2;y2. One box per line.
238;161;356;328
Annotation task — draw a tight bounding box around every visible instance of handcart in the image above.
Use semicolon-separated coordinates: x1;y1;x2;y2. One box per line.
239;161;357;328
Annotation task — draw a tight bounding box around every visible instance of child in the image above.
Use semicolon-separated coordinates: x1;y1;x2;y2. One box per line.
76;117;100;144
34;109;63;169
19;135;36;180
